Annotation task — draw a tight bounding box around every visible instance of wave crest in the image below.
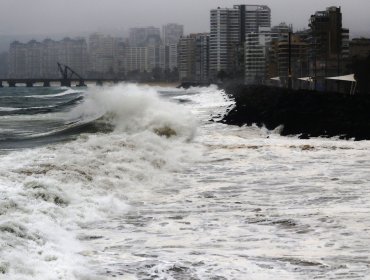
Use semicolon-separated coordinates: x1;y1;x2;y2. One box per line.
70;84;197;140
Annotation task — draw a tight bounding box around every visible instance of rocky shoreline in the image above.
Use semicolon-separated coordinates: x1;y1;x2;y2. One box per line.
220;84;370;140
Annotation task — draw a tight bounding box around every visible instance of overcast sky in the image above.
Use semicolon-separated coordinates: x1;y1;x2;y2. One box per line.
1;0;369;37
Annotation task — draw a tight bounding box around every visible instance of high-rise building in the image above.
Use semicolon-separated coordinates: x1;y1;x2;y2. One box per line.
309;7;343;59
244;32;270;84
0;52;8;77
124;47;148;73
309;7;349;77
341;28;350;59
163;23;184;45
195;33;210;82
178;35;196;81
350;38;370;58
129;27;161;47
235;4;271;35
8;38;88;78
277;35;308;85
147;45;162;71
268;24;309;86
167;44;178;70
88;33;122;76
25;40;43;78
178;33;209;82
8;41;27;78
271;22;292;42
209;5;271;81
209;7;240;78
162;23;183;71
58;38;88;77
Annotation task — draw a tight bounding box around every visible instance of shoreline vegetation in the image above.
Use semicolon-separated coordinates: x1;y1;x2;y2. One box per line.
218;84;370;141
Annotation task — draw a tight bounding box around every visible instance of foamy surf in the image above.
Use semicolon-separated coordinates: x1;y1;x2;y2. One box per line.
1;84;370;279
0;83;200;279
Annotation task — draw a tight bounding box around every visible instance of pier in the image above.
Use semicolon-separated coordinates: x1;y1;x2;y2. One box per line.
0;78;124;87
0;63;124;87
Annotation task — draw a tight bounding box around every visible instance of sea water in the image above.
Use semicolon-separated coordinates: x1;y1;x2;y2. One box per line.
0;84;369;279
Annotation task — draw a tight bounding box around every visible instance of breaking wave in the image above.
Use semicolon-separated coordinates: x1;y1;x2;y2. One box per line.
0;83;199;279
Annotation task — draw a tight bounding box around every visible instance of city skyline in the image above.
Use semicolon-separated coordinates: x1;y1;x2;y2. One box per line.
1;0;370;38
2;3;369;87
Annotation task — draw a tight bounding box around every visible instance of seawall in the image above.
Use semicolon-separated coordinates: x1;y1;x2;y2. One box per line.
221;85;370;140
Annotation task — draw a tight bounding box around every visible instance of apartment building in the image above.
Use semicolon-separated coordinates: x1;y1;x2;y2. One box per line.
209;5;271;81
178;33;209;82
8;38;87;78
209;7;240;78
129;27;161;47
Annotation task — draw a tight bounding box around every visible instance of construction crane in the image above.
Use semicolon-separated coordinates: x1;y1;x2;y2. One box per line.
57;62;86;87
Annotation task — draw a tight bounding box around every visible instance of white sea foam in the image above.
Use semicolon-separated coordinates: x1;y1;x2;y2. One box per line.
24;88;81;98
0;84;200;279
0;107;22;112
68;84;197;139
1;84;370;279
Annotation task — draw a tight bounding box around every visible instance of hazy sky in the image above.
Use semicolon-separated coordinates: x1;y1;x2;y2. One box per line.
1;0;369;37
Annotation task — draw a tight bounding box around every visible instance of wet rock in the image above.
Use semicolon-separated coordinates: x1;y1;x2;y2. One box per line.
277;257;323;267
252;208;262;212
153;126;177;138
221;84;370;140
300;145;315;151
271;219;297;228
299;133;310;139
0;263;8;274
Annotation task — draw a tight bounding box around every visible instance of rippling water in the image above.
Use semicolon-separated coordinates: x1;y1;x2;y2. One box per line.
0;84;369;279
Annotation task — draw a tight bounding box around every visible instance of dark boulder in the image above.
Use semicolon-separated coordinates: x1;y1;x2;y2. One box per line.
221;85;370;140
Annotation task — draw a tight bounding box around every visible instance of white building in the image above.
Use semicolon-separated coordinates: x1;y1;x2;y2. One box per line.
124;47;148;73
129;27;161;47
88;33;122;75
8;41;27;78
167;44;178;70
245;30;270;84
209;5;272;81
163;23;184;45
209;7;240;78
240;5;271;34
162;24;183;71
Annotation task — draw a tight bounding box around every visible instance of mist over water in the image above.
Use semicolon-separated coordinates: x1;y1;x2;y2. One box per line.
0;84;369;279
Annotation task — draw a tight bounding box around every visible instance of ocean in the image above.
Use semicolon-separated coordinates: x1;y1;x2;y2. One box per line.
0;84;369;279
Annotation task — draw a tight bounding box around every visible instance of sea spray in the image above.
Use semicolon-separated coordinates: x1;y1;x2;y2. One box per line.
1;84;370;279
73;83;198;140
0;84;200;279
